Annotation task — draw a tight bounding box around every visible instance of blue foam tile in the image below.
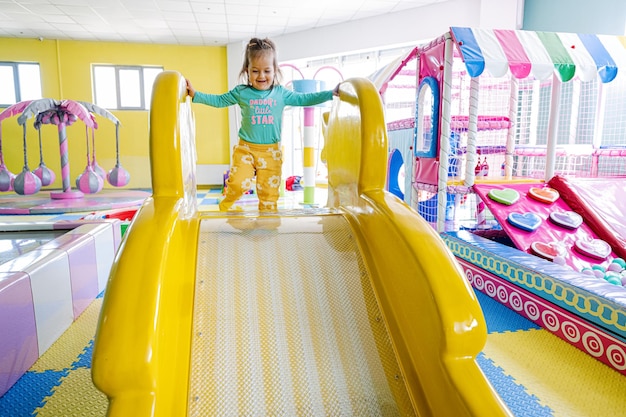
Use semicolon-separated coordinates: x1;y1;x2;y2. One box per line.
0;369;68;417
198;198;220;206
477;353;553;416
72;340;94;369
48;213;85;221
476;290;540;333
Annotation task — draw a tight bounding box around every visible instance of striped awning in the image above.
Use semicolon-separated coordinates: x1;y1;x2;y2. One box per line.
450;27;626;83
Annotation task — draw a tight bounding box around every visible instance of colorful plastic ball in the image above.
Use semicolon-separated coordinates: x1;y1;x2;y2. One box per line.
606;276;622;286
593;269;605;279
107;164;130;187
13;169;42;195
612;258;626;268
607;262;623;273
592;264;606;272
76;167;104;194
0;168;15;192
553;256;566;266
33;163;56;186
581;268;595;276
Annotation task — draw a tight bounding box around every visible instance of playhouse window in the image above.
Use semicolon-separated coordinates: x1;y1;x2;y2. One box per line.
0;62;42;107
92;65;163;110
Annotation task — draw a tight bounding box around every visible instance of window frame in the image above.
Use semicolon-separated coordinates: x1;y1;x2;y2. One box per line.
92;64;163;111
0;61;42;107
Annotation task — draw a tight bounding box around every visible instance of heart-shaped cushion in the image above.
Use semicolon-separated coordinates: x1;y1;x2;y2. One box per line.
507;212;542;232
531;241;565;260
488;188;520;205
528;186;559;204
574;239;611;260
549;211;583;229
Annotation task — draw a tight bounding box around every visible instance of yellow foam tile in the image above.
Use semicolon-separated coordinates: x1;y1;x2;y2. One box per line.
30;298;103;372
34;367;107;416
484;328;626;417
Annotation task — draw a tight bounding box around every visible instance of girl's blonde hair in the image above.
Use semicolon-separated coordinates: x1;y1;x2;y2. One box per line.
239;37;283;86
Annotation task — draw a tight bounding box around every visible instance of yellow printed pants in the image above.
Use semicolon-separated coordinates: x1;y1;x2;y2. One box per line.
219;140;283;212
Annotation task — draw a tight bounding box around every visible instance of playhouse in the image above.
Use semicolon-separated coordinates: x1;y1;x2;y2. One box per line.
374;27;626;375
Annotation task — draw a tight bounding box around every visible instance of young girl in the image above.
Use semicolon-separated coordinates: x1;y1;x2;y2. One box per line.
186;37;338;212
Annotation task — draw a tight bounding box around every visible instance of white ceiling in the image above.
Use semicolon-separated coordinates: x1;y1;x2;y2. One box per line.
0;0;446;46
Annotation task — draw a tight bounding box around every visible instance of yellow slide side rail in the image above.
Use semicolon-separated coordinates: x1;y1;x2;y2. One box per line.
324;78;512;417
92;71;200;417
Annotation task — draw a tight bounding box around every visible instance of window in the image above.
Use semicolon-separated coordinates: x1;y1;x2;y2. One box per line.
0;62;42;106
92;65;163;110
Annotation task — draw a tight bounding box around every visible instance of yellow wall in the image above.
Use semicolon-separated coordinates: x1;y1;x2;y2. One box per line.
0;38;230;189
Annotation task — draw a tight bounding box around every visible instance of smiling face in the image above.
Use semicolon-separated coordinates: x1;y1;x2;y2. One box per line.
247;51;275;90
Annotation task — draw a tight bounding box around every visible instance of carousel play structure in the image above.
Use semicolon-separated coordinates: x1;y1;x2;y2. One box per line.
0;99;146;214
374;27;626;376
0;99;130;197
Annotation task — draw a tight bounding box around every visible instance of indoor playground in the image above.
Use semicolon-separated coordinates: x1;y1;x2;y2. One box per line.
0;98;144;213
376;26;626;377
3;28;626;417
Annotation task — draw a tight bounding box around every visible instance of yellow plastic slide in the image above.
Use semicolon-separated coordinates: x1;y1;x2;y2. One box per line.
92;71;512;417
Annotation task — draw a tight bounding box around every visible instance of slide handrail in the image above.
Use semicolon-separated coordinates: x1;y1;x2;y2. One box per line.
324;77;512;416
92;71;199;417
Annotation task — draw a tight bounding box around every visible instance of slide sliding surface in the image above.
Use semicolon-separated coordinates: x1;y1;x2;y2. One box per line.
92;71;512;417
189;214;412;416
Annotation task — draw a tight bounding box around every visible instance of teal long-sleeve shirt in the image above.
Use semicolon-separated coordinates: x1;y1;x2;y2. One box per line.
192;84;333;144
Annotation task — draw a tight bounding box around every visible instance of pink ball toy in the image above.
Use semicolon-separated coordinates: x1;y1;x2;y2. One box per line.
13;169;42;195
76;167;104;194
0;168;15;192
107;164;130;187
33;163;56;187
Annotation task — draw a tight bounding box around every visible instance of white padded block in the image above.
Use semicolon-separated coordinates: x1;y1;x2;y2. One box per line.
0;249;73;355
69;223;116;293
0;222;56;231
42;231;99;318
107;219;123;253
89;223;116;292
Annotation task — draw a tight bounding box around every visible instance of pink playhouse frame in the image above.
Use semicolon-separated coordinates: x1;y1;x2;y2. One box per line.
379;27;626;232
